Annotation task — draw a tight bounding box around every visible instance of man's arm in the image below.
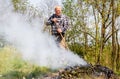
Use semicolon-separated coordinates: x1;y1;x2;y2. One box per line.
61;16;69;33
46;14;54;26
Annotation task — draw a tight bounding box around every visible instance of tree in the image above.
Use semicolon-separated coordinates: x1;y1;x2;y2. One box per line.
63;0;93;57
63;0;120;72
112;0;120;71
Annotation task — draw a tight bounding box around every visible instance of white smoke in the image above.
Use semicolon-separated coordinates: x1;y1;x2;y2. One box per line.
0;0;87;69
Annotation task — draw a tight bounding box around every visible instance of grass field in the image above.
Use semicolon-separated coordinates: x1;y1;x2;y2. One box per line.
0;46;55;79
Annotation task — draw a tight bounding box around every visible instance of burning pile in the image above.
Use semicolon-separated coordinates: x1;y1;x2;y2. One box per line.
44;64;118;79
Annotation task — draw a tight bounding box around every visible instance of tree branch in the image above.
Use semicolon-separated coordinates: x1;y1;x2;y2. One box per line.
94;0;102;16
104;29;119;43
105;2;112;23
105;21;112;29
80;30;96;41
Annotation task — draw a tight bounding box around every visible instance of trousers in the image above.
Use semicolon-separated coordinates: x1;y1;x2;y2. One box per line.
52;33;67;49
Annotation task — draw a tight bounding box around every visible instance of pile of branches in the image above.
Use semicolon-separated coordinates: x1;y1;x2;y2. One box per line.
44;64;118;79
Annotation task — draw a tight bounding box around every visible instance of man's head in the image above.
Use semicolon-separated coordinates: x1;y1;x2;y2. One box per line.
54;5;62;16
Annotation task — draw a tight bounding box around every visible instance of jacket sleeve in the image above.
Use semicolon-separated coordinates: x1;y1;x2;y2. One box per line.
46;15;54;26
61;16;69;33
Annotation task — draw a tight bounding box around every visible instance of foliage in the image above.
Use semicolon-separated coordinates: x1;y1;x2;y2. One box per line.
63;0;120;73
12;0;27;13
63;0;91;44
12;0;43;19
68;43;84;57
116;1;120;17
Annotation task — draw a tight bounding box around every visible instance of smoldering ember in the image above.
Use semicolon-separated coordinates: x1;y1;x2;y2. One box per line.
43;64;118;79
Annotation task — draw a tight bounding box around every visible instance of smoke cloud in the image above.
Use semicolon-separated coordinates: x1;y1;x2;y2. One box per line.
0;0;87;69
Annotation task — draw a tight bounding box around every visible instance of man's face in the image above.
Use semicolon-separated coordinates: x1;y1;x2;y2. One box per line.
55;7;62;16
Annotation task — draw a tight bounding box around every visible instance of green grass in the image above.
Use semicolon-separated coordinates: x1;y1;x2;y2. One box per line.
0;46;54;79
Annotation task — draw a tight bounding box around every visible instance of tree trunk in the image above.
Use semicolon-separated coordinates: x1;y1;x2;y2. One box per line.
92;6;99;63
111;0;117;71
97;1;106;64
116;31;120;71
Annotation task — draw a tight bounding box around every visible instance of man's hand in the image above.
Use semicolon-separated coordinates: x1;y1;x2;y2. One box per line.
57;28;62;33
52;18;58;23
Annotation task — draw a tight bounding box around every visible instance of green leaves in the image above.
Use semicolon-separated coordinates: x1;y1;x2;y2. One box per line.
12;0;27;12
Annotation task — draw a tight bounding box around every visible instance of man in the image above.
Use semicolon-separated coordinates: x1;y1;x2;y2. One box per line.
46;5;69;49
